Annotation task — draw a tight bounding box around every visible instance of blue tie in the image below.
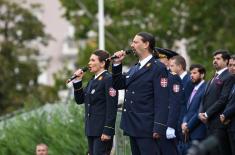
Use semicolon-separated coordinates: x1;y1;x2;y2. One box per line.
129;63;140;76
231;85;235;94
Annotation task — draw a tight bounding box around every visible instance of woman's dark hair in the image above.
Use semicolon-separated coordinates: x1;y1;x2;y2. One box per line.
93;50;110;70
137;32;155;53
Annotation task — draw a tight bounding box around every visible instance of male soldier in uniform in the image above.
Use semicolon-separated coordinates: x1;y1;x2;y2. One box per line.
154;48;183;155
112;32;169;155
170;55;194;155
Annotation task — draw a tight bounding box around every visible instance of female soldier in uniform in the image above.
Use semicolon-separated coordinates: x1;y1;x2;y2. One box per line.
73;50;118;155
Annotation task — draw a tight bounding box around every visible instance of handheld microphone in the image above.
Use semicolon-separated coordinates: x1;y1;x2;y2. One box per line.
66;66;88;83
106;49;133;61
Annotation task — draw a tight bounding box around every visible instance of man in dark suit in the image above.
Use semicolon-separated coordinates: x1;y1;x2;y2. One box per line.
112;32;169;155
199;50;233;155
154;48;183;155
73;50;118;155
181;64;207;150
220;55;235;155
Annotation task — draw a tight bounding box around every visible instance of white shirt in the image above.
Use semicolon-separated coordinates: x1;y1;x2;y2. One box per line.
94;70;107;79
138;55;153;69
216;67;228;76
194;80;205;91
180;71;188;80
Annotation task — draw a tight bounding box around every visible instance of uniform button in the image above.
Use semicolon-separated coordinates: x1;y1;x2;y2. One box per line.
88;104;90;106
123;109;126;112
130;101;133;104
126;89;128;92
124;99;126;102
132;91;135;94
88;113;90;117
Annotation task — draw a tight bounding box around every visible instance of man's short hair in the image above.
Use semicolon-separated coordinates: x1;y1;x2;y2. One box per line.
171;55;187;71
190;64;206;75
36;143;48;149
230;54;235;60
213;49;230;63
137;32;155;53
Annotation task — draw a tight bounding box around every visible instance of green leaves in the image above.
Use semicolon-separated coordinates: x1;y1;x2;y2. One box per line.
0;102;87;155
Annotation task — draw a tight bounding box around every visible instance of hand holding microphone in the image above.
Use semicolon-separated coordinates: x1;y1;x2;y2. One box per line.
66;67;88;83
107;49;133;64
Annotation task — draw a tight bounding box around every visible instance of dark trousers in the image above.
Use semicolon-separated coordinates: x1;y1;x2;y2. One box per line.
87;136;113;155
207;128;231;155
228;131;235;155
157;137;178;155
129;136;160;155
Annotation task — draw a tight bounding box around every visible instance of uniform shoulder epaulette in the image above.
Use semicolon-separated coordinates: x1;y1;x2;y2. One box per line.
170;71;177;75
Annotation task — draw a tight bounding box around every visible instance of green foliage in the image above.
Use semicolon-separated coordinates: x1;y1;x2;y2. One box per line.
59;0;235;78
0;102;87;155
0;0;58;115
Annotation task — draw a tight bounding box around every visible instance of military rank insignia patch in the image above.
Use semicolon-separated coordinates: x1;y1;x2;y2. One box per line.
160;78;168;87
146;63;151;67
109;88;117;97
98;76;103;80
173;84;180;93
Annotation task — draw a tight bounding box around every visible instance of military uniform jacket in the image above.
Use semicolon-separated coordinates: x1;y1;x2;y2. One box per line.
167;72;183;130
73;71;118;136
112;58;169;137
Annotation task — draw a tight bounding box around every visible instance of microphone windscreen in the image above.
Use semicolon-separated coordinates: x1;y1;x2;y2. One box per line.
81;66;88;72
125;49;133;55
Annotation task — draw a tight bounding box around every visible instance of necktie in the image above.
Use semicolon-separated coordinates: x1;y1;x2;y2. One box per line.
188;89;197;108
129;63;140;76
211;73;218;84
231;85;235;94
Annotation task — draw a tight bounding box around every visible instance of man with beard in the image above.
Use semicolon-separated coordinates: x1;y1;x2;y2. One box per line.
112;32;169;155
199;50;233;155
220;55;235;155
181;64;207;151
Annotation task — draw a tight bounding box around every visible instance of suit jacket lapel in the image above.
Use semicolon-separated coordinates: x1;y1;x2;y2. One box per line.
188;82;205;109
126;58;153;86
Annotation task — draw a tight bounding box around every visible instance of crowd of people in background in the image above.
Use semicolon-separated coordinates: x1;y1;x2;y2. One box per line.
70;31;235;155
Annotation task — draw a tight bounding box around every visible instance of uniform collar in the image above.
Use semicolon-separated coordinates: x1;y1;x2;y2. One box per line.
94;70;106;79
138;55;153;69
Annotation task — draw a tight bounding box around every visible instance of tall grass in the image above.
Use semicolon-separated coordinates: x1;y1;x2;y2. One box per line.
0;102;87;155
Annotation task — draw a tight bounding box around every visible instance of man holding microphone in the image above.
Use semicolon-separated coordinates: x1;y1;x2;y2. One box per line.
112;32;169;155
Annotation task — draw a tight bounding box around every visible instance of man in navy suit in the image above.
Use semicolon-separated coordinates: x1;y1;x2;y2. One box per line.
154;48;183;155
181;64;207;150
199;50;233;155
112;32;169;155
220;55;235;155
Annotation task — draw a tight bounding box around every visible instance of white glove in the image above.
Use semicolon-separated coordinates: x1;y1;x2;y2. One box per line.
166;127;176;139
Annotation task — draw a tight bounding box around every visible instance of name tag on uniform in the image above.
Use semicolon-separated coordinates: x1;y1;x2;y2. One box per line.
126;75;130;78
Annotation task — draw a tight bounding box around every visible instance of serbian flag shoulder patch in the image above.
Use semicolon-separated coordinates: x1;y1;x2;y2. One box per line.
109;88;117;97
173;84;180;93
160;78;168;87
